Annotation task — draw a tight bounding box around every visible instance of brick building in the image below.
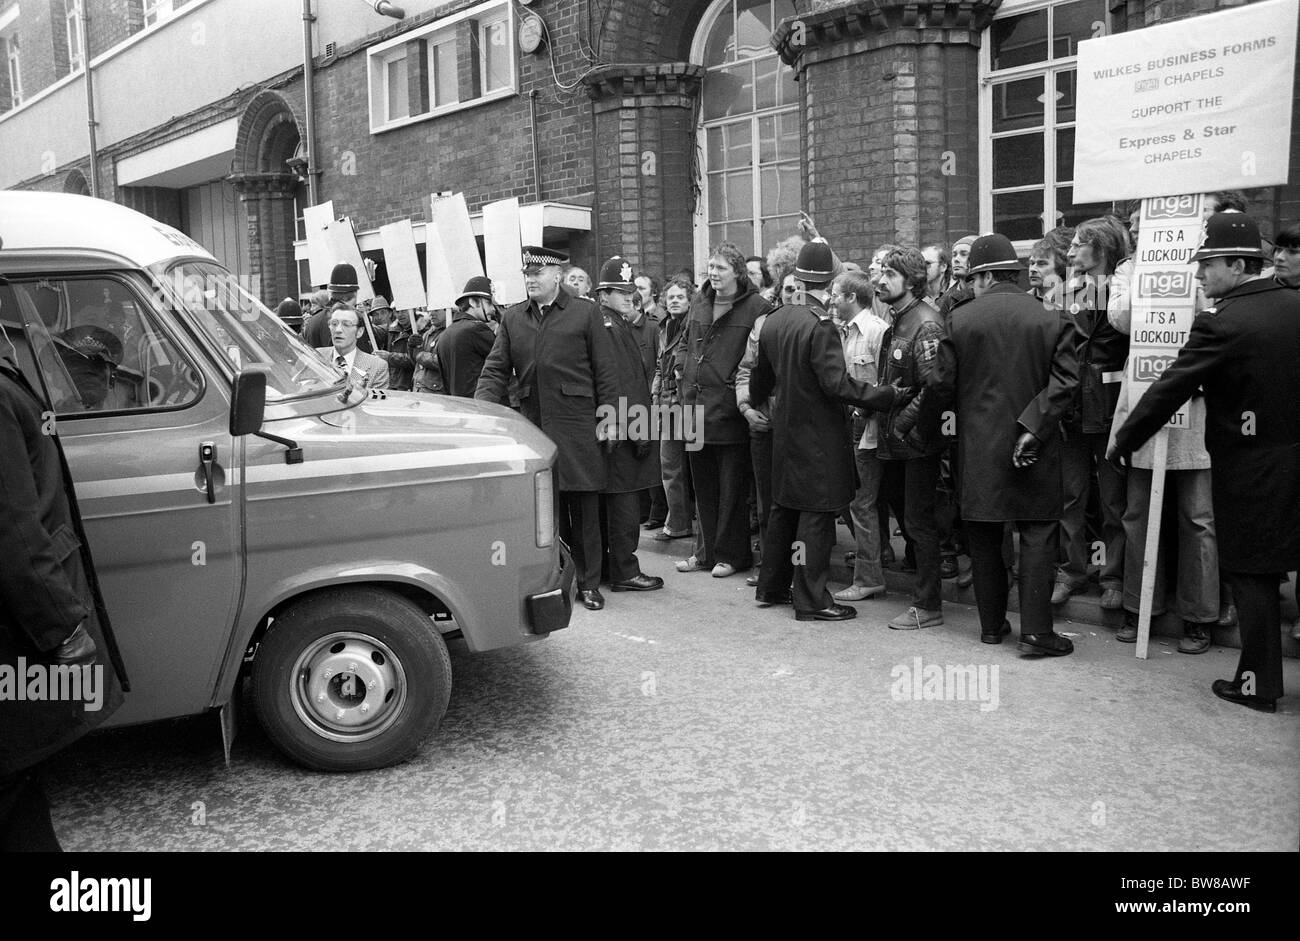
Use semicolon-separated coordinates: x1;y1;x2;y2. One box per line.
1;0;1296;308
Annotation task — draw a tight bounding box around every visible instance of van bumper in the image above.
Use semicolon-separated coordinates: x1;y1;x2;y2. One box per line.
526;541;574;635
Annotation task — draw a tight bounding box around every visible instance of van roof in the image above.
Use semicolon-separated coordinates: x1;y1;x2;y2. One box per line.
0;191;218;269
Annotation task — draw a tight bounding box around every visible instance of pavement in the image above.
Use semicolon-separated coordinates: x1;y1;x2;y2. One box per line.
45;528;1299;852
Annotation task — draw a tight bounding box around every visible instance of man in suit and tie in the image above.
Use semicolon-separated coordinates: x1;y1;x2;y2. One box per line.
316;303;389;390
1111;212;1300;713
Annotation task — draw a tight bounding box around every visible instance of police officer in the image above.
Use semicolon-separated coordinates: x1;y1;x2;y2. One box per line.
594;256;664;594
2;277;129;848
749;241;899;620
930;233;1080;653
1111;212;1300;712
438;277;498;397
475;246;620;611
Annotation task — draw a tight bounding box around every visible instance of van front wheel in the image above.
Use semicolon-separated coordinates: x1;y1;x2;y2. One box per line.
252;587;452;771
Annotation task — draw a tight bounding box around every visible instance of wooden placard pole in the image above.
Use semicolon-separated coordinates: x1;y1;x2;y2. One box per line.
1135;428;1169;660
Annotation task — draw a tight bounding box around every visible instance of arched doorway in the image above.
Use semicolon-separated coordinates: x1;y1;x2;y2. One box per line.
232;90;308;305
692;0;802;272
62;169;90;196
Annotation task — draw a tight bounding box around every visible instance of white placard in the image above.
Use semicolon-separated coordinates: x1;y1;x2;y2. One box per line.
1073;0;1296;202
427;193;483;308
484;198;526;307
425;223;459;314
324;217;375;303
520;204;546;249
302;201;335;288
1126;193;1206;428
379;219;425;311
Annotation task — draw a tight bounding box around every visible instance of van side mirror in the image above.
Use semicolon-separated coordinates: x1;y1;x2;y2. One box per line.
229;368;267;436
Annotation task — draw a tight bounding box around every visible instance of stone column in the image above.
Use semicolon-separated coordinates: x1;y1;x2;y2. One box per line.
230;171;300;306
583;63;704;278
773;0;1000;256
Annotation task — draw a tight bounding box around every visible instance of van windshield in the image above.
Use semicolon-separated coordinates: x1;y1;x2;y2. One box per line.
165;260;342;400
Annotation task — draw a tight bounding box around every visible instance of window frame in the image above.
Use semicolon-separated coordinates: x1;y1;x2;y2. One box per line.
692;0;803;267
979;0;1114;251
6;33;21;108
142;0;176;29
7;271;209;421
366;0;516;135
66;0;83;73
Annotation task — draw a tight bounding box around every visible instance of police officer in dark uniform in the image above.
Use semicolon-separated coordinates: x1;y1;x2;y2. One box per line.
750;241;899;620
475;246;621;611
1112;212;1300;712
1;275;129;848
594;256;664;594
930;233;1080;653
438;276;498;397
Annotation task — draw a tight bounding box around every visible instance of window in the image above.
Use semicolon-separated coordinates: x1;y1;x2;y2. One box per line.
6;34;20;108
980;0;1115;244
142;0;175;28
4;275;204;415
66;0;83;72
383;49;409;122
695;0;802;262
367;0;515;134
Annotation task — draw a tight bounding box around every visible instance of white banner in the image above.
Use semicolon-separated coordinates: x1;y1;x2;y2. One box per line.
1126;193;1206;427
427;193;483;314
378;219;425;311
1073;0;1296;202
324;217;375;303
483;197;527;307
302;201;335;289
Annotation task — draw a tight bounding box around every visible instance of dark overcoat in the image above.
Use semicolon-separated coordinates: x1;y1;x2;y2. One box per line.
1114;278;1300;573
601;306;661;494
437;311;496;398
1;357;127;777
930;283;1080;521
475;288;619;493
750;300;896;512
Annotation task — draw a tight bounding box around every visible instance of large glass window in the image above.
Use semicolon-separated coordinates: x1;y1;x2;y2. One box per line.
6;34;21;109
367;0;516;134
697;0;802;259
66;0;84;73
982;0;1113;242
4;275;204;415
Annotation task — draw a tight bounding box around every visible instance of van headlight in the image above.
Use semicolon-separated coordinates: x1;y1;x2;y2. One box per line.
535;469;554;548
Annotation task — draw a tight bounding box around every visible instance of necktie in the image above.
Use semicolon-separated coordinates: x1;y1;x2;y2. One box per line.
336;355;346;368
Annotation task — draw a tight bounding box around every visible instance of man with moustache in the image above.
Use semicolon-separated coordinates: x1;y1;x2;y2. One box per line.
476;246;620;611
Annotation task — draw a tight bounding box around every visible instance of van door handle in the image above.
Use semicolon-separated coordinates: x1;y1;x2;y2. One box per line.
199;441;217;504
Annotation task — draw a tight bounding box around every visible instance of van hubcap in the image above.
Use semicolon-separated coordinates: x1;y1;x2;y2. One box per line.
290;632;406;742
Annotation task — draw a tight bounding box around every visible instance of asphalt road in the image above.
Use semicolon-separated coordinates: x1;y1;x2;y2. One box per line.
46;536;1299;852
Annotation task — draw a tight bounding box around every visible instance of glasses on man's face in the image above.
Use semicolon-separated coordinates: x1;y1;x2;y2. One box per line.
782;285;797;294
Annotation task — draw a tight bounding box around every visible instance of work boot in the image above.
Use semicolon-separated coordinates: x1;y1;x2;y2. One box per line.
1117;611;1138;643
1178;621;1212;655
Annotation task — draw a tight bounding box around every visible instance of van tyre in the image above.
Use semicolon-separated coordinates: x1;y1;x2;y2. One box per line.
252;587;452;772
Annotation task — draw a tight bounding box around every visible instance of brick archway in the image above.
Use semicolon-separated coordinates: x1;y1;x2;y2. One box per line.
231;90;307;305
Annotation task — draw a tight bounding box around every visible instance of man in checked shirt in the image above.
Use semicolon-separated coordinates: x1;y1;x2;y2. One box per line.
831;270;891;603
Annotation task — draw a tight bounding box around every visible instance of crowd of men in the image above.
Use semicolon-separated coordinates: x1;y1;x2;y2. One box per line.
283;198;1299;716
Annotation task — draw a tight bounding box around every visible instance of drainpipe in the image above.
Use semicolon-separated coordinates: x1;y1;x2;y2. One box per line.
528;89;542;202
302;0;320;205
80;2;98;196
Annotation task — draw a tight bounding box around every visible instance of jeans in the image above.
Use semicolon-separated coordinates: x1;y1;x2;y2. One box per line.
659;438;693;535
689;441;753;570
1060;429;1126;590
848;446;885;588
1121;467;1218;622
751;430;773;556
